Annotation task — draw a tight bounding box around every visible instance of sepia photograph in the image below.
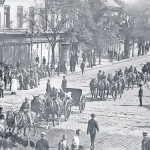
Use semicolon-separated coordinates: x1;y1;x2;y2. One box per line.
0;0;150;149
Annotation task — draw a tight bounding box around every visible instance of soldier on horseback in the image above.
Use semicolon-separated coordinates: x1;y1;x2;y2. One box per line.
19;98;31;125
113;71;119;82
50;87;58;100
59;89;65;101
118;69;123;76
97;70;102;82
128;65;133;73
101;71;106;80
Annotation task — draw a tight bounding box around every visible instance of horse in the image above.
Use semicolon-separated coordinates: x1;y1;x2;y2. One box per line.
102;79;110;98
97;80;105;99
5;110;15;132
6;110;36;136
107;73;113;90
43;94;63;128
89;78;98;98
127;72;136;89
110;80;123;100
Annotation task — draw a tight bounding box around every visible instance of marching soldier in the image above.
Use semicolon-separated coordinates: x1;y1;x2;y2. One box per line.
138;84;143;106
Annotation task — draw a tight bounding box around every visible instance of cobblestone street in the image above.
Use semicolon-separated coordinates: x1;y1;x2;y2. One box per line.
1;55;150;150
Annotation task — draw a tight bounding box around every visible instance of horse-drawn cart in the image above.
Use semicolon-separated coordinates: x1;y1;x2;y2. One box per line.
64;88;86;113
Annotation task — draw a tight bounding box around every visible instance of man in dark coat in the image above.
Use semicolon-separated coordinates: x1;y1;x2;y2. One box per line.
46;79;51;94
87;113;99;150
20;98;30;113
138;84;143;106
80;62;85;74
61;76;67;91
35;132;49;150
43;56;46;65
35;55;39;64
141;132;150;150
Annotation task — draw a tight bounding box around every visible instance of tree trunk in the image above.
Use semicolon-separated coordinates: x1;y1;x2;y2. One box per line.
124;38;130;58
132;39;135;57
51;44;55;66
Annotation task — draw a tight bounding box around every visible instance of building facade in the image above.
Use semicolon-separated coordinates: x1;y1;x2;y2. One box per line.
0;0;60;67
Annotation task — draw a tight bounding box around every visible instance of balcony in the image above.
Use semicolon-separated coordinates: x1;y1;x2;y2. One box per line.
1;28;27;34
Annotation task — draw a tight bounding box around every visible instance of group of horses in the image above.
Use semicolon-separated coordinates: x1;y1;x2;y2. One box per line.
89;68;146;100
3;90;72;138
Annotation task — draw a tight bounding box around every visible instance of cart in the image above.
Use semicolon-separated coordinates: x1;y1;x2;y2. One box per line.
64;88;86;113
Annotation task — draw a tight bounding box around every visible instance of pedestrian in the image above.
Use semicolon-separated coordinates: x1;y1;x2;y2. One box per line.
0;78;4;97
4;73;7;89
11;75;17;95
138;84;143;106
43;56;46;66
141;132;150;150
75;51;79;64
18;72;24;90
46;79;51;94
46;63;50;77
35;55;39;64
87;113;99;150
58;134;69;150
80;62;85;74
72;129;81;150
61;76;67;91
35;132;49;150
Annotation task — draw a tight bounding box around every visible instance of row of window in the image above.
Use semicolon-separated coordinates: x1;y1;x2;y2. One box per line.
3;5;34;29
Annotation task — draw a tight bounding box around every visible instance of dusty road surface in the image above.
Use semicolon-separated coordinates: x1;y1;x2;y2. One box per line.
1;55;150;150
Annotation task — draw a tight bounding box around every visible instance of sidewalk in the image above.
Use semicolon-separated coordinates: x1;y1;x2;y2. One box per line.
58;52;150;76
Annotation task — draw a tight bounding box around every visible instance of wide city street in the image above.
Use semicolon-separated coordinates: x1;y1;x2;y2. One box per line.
1;55;150;150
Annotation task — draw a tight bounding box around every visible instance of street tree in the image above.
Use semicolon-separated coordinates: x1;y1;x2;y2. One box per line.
24;0;74;66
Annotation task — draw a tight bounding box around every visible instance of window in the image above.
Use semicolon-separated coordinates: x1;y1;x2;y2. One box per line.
29;7;34;32
17;6;23;28
4;5;10;28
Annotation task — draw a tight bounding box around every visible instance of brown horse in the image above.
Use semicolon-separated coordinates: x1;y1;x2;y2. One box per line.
43;94;63;128
6;110;36;136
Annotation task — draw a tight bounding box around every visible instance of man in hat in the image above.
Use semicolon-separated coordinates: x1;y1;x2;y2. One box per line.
138;84;143;106
87;113;99;150
35;132;49;150
97;70;102;82
61;76;67;91
141;132;150;150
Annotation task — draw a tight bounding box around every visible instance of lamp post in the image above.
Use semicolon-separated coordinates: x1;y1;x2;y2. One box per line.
26;31;36;74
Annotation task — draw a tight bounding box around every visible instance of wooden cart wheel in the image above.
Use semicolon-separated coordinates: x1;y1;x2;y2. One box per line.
79;95;86;113
64;101;71;121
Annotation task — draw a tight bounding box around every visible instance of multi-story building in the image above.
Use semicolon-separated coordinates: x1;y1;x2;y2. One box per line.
0;0;60;67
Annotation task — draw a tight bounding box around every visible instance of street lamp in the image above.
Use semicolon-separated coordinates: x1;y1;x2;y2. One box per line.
26;31;38;73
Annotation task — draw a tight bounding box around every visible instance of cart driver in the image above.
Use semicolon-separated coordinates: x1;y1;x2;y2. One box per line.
59;89;65;101
50;87;58;100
